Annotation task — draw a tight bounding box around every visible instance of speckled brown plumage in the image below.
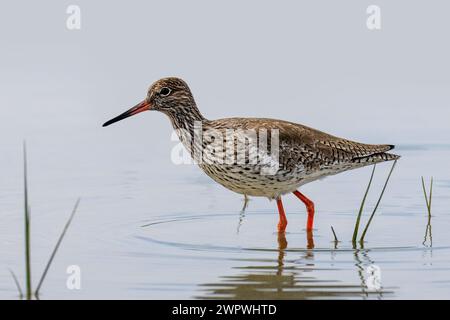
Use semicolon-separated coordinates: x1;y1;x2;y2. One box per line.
103;77;400;232
192;117;399;199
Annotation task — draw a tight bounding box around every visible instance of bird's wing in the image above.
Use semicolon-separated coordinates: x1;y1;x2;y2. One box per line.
278;121;396;170
213;118;396;171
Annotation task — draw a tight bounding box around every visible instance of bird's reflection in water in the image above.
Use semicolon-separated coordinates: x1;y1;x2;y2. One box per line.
198;232;391;299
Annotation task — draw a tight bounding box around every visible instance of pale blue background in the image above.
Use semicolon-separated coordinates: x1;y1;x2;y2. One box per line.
1;1;449;299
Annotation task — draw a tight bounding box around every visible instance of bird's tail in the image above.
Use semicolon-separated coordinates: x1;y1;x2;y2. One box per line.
353;151;400;165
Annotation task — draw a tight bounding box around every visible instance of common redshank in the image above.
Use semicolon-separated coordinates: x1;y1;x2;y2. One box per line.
103;77;399;233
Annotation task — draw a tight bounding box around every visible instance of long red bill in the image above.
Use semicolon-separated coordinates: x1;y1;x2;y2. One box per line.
102;100;150;127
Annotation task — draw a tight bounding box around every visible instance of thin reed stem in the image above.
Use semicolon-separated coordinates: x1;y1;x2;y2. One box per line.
331;226;339;242
421;176;433;217
23;142;32;300
429;177;433;216
359;160;397;243
35;198;81;296
352;165;376;244
8;269;23;298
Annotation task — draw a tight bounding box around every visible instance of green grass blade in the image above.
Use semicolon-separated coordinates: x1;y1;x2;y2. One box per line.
421;176;430;214
359;160;397;243
428;177;433;216
331;226;339;242
23;142;32;300
352;164;376;243
34;198;80;296
8;269;23;298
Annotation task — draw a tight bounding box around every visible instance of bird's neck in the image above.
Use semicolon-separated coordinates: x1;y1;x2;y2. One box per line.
166;104;206;132
165;104;208;156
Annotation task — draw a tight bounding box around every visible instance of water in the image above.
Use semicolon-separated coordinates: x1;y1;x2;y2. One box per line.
1;132;449;299
1;0;450;301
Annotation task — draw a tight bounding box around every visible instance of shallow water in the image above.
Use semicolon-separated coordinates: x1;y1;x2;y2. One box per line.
1;139;449;299
2;0;450;300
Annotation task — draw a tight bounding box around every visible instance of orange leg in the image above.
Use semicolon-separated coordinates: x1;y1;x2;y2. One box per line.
306;230;315;249
276;197;288;233
293;190;315;230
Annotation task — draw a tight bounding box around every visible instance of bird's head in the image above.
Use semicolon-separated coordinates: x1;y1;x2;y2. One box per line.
102;77;198;127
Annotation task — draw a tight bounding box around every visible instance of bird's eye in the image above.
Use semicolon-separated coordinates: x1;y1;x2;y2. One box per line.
159;87;171;96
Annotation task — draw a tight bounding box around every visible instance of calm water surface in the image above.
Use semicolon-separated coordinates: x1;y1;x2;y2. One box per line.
1;0;450;301
0;132;449;299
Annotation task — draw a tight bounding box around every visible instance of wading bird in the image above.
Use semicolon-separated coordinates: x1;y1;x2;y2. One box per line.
103;77;399;233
